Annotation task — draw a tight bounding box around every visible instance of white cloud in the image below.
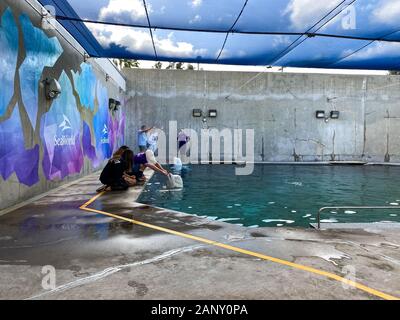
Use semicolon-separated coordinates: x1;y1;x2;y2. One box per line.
189;14;202;24
284;0;341;30
238;50;246;57
191;0;202;8
214;48;248;60
157;33;208;57
87;23;208;58
215;49;230;59
372;0;400;24
271;35;292;48
343;42;400;61
99;0;151;23
88;24;153;53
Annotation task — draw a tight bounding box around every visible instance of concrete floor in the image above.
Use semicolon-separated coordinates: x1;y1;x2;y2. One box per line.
0;172;399;300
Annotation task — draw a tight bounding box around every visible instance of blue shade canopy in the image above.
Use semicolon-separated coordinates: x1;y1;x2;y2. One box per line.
37;0;400;70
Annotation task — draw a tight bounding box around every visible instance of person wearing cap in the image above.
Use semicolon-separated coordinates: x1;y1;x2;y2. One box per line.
133;149;169;179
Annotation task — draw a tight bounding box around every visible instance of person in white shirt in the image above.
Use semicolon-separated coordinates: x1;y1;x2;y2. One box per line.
148;129;159;154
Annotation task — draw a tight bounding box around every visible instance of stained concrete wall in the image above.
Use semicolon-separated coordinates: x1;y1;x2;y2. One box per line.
124;68;400;163
0;0;126;211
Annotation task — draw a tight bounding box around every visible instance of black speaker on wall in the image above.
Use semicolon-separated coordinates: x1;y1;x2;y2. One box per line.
109;98;121;112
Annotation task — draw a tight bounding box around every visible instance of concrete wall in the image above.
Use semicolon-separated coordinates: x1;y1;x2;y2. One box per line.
124;68;400;163
0;0;126;210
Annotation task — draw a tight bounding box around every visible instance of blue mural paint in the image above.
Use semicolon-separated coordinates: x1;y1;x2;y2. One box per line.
40;71;83;180
93;81;111;162
19;13;63;129
0;105;39;186
0;8;18;117
72;63;97;111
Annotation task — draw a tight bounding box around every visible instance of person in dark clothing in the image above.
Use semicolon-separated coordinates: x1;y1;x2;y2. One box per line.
97;149;136;192
121;149;137;186
98;157;128;191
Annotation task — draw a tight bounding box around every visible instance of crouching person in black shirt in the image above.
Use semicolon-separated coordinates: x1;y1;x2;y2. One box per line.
97;148;136;192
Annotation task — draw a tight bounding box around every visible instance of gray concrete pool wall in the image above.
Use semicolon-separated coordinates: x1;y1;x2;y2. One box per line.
124;69;400;163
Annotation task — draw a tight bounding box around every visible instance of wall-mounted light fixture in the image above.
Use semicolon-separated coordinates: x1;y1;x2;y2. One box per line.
43;78;61;100
208;109;217;118
41;5;56;30
330;111;340;119
109;98;121;112
316;110;340;122
105;73;110;82
83;52;90;63
315;110;325;119
192;109;202;117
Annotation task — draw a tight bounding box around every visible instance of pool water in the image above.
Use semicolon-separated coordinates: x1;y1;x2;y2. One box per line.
138;165;400;228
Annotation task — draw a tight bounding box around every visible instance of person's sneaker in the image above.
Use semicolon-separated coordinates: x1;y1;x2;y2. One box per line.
96;185;108;193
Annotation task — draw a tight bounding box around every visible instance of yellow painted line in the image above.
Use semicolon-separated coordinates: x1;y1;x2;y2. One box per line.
80;192;399;300
79;191;105;209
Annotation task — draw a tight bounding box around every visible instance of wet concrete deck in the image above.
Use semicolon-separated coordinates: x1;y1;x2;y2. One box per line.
0;171;399;300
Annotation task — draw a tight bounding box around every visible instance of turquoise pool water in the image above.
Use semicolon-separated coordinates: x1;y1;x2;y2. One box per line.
138;165;400;228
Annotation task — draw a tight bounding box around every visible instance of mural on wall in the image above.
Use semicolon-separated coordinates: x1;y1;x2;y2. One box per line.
40;71;84;180
116;107;125;149
0;4;125;189
19;13;63;129
72;63;96;112
82;120;97;163
93;80;112;164
0;8;40;187
109;106;126;153
0;105;39;186
0;8;18;117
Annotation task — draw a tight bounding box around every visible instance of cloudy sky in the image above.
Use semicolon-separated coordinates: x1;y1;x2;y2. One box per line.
66;0;400;72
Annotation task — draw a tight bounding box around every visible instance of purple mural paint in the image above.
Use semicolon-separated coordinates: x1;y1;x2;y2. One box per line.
82;120;98;166
108;116;118;153
0;105;39;186
14;145;40;186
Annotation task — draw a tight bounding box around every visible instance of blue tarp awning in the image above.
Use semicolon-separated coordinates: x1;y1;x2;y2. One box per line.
37;0;400;70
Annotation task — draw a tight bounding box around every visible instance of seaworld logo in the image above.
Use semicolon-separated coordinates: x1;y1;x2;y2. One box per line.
59;115;72;132
101;124;109;144
54;135;75;146
54;114;75;146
